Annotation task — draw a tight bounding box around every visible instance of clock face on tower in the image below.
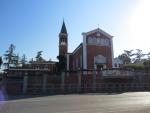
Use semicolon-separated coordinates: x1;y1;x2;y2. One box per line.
60;42;66;45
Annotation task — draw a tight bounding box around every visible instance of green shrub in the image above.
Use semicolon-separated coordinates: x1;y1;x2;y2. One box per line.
122;63;145;70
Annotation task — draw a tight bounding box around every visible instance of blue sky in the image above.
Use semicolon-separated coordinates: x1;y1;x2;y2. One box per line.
0;0;149;61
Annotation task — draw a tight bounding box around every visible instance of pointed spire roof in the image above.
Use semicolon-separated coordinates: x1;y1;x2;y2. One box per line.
60;20;67;34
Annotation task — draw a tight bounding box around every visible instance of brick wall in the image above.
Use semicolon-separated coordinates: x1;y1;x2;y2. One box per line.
86;45;112;69
71;45;83;70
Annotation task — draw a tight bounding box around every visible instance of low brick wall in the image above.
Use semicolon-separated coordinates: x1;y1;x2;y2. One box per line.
3;70;150;94
5;77;23;95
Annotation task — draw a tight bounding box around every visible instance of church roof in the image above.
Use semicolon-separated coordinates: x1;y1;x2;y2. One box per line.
60;21;67;34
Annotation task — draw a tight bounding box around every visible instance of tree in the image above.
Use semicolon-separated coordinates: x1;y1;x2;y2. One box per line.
124;50;134;57
13;54;20;67
21;54;27;66
143;60;150;70
118;53;131;64
56;55;66;72
29;58;34;64
36;51;44;61
4;44;16;69
147;52;150;60
133;49;145;63
0;56;3;69
118;50;134;64
124;50;134;62
143;52;150;70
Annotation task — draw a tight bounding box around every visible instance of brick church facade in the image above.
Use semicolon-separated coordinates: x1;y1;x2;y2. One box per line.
59;21;114;71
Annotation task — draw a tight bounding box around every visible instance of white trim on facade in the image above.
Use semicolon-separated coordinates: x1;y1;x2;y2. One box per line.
82;34;87;70
110;38;114;68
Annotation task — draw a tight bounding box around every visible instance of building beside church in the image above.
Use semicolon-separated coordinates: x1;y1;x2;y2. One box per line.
59;21;114;71
113;57;123;68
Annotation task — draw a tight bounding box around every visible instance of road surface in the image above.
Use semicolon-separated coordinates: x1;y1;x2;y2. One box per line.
1;92;150;113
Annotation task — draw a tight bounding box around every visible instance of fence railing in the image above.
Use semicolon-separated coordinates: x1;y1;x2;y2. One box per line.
102;70;134;76
2;69;150;94
23;83;150;93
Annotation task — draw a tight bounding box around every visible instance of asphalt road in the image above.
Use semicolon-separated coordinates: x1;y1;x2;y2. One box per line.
1;92;150;113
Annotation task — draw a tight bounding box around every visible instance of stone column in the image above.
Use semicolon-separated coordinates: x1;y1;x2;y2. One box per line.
61;72;65;93
78;71;81;92
23;76;28;94
42;74;47;93
93;70;96;92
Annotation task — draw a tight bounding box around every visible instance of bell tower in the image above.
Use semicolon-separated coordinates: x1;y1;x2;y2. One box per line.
59;20;68;56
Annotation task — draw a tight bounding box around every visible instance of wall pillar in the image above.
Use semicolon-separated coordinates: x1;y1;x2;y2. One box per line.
23;76;28;94
67;54;70;71
93;70;96;92
42;74;48;93
61;72;65;93
78;71;81;92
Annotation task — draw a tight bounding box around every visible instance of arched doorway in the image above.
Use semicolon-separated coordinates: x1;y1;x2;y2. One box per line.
94;55;107;70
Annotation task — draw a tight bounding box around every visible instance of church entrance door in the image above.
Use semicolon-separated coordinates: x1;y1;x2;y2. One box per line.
96;64;106;70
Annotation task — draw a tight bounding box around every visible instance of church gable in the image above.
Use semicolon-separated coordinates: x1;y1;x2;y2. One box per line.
85;29;111;46
83;28;113;39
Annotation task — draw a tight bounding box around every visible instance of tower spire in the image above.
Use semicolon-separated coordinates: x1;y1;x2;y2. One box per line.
60;20;67;34
59;20;68;56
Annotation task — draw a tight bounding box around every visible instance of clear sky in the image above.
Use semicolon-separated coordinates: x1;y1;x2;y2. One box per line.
0;0;150;61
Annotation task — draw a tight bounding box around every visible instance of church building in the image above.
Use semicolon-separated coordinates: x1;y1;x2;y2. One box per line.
59;21;114;71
